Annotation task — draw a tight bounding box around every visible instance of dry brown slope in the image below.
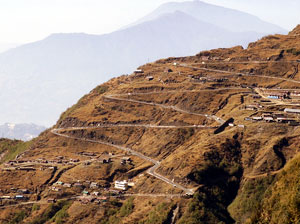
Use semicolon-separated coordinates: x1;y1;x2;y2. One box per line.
0;25;300;224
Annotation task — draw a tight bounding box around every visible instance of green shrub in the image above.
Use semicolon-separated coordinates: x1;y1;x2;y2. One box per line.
31;204;40;212
139;202;173;224
119;197;134;217
94;85;109;95
228;176;275;223
30;200;71;224
8;210;28;224
0;139;33;164
286;48;300;56
50;201;72;224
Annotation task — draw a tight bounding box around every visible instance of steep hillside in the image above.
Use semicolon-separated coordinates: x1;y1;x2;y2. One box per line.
0;0;285;126
0;25;299;224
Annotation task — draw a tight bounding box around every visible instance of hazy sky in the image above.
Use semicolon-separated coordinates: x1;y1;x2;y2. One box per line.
0;0;299;44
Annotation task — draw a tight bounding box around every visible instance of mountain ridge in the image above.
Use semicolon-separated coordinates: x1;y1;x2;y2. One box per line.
0;24;299;223
129;0;286;34
0;123;46;141
0;1;287;127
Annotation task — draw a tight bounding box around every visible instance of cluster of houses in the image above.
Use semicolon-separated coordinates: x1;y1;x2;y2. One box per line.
245;110;300;125
78;152;97;157
188;74;228;83
120;157;132;165
0;189;30;201
4;157;80;167
82;156;131;166
51;180;104;192
2;166;37;171
2;156;82;172
242;103;263;111
262;90;300;100
49;179;135;204
199;56;222;61
266;92;289;100
0;195;28;201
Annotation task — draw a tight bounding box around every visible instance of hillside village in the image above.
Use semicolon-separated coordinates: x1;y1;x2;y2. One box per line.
0;25;299;223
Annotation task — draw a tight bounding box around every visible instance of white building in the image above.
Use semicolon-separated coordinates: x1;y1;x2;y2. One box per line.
114;180;128;191
90;182;99;189
134;69;144;74
284;108;300;114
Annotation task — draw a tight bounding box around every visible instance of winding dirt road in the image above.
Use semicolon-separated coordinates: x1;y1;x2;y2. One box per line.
51;88;235;195
179;61;300;85
50;60;300;196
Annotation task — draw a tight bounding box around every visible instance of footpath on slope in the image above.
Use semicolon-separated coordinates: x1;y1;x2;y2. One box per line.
51;88;233;196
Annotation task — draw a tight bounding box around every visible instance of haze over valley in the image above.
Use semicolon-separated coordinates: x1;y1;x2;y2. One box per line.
0;0;286;129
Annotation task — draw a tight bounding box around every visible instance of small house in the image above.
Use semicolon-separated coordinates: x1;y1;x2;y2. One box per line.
267;95;279;99
121;157;131;165
134;69;144;74
122;157;131;162
264;117;274;122
262;112;273;117
128;182;135;187
63;183;72;188
82;190;89;196
51;187;61;192
15;195;25;200
74;183;83;188
83;161;91;166
252;95;262;99
48;198;56;203
284;108;300;114
71;159;80;163
55;181;64;186
245;105;258;110
99;157;111;164
276;118;296;124
17;189;29;194
90;182;99;189
98;196;108;201
252;117;263;121
0;196;11;200
146;76;154;81
200;56;209;61
92;191;100;196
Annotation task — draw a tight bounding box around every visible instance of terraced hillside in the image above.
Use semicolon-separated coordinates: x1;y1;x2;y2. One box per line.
0;25;300;224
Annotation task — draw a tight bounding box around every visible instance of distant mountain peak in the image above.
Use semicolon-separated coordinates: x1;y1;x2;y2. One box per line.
6;123;16;130
0;123;46;141
131;0;286;34
0;0;286;126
